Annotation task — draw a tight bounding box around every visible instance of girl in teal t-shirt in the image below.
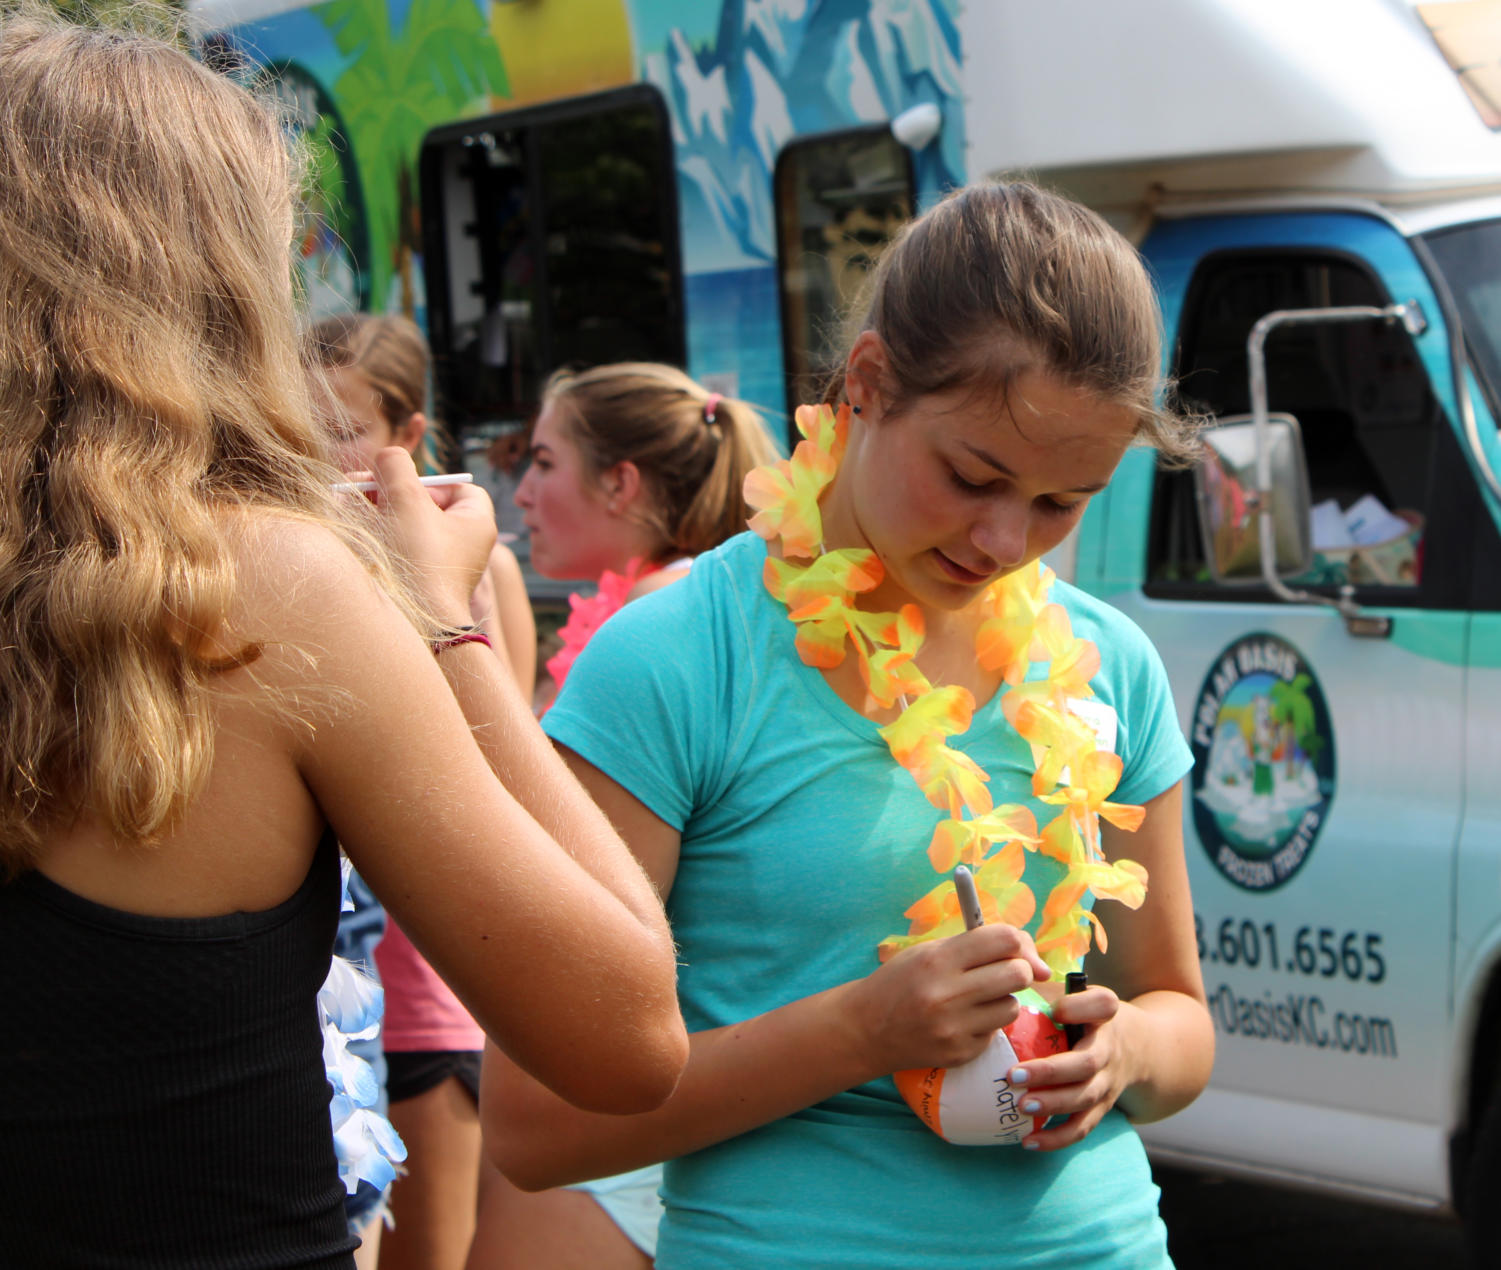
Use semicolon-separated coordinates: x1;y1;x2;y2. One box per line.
481;180;1213;1268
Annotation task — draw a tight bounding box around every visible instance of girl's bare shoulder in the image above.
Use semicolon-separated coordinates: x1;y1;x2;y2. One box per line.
214;508;408;683
223;508;386;618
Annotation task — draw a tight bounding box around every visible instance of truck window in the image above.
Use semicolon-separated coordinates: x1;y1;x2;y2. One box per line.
1422;219;1501;411
774;129;912;423
1148;250;1441;602
421;87;682;434
418;87;683;597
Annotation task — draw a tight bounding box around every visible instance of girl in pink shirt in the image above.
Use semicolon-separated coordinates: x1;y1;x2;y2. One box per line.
311;314;535;1270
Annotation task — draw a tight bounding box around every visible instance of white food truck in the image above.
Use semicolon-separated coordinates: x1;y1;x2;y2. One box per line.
964;1;1501;1257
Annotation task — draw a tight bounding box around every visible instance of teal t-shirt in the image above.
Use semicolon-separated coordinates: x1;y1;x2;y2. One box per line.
544;532;1193;1270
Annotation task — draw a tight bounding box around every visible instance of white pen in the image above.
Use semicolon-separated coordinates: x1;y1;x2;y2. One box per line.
331;472;475;494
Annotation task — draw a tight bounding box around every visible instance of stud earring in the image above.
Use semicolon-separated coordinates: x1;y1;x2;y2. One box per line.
851;405;863;415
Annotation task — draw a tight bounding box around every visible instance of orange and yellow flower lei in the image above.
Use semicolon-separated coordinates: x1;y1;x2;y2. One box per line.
744;403;1149;979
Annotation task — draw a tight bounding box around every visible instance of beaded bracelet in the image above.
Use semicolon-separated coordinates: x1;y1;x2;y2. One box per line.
432;626;493;656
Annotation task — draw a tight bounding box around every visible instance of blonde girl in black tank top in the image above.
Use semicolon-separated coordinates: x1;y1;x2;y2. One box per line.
0;14;685;1268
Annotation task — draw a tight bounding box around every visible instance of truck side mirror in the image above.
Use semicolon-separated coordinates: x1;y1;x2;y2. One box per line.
1193;412;1312;584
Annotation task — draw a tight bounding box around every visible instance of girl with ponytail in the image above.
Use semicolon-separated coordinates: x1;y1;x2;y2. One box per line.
476;182;1210;1270
516;362;778;707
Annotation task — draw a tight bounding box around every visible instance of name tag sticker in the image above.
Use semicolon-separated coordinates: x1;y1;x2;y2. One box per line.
1066;697;1118;755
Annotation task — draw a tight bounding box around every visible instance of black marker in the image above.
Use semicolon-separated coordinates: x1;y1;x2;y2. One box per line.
1063;970;1088;1047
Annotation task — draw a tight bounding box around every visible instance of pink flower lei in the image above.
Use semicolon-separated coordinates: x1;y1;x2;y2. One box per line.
545;557;655;697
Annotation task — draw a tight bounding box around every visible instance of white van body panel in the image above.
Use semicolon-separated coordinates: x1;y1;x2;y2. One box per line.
1144;1087;1449;1207
957;0;1501;212
1455;657;1501;1105
1103;587;1465;1200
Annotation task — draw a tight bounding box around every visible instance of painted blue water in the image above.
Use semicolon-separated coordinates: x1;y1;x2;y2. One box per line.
684;265;790;445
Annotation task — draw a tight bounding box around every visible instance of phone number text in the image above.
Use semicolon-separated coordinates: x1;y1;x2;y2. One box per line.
1194;915;1386;985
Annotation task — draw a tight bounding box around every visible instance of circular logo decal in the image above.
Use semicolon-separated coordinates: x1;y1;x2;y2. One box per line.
1189;633;1336;892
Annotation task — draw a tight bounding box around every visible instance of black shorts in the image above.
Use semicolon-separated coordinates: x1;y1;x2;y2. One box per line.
384;1050;482;1105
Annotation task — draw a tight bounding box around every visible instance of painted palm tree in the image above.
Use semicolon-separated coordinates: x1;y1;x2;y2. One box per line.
319;0;508;316
1269;674;1320;778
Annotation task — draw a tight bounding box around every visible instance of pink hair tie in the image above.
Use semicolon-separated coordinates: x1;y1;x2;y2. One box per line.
432;627;493;656
703;393;722;425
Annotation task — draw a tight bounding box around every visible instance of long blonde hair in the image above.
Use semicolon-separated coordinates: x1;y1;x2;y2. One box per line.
0;12;415;872
543;363;779;559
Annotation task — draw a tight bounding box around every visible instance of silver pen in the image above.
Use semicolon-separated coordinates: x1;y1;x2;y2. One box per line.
953;864;984;931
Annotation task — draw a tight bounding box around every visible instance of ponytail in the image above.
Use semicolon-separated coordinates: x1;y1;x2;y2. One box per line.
672;393;776;554
542;363;779;559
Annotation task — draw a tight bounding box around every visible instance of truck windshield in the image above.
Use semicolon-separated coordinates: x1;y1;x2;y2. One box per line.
1422;219;1501;401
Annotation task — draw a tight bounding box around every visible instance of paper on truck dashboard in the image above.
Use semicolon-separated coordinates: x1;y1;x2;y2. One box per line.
1343;494;1411;547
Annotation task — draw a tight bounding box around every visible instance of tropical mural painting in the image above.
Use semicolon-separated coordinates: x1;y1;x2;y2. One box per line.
201;0;963;417
642;0;962;273
317;0;507;316
257;62;370;317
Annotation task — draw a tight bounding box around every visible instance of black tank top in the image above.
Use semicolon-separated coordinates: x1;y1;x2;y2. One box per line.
0;834;357;1269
